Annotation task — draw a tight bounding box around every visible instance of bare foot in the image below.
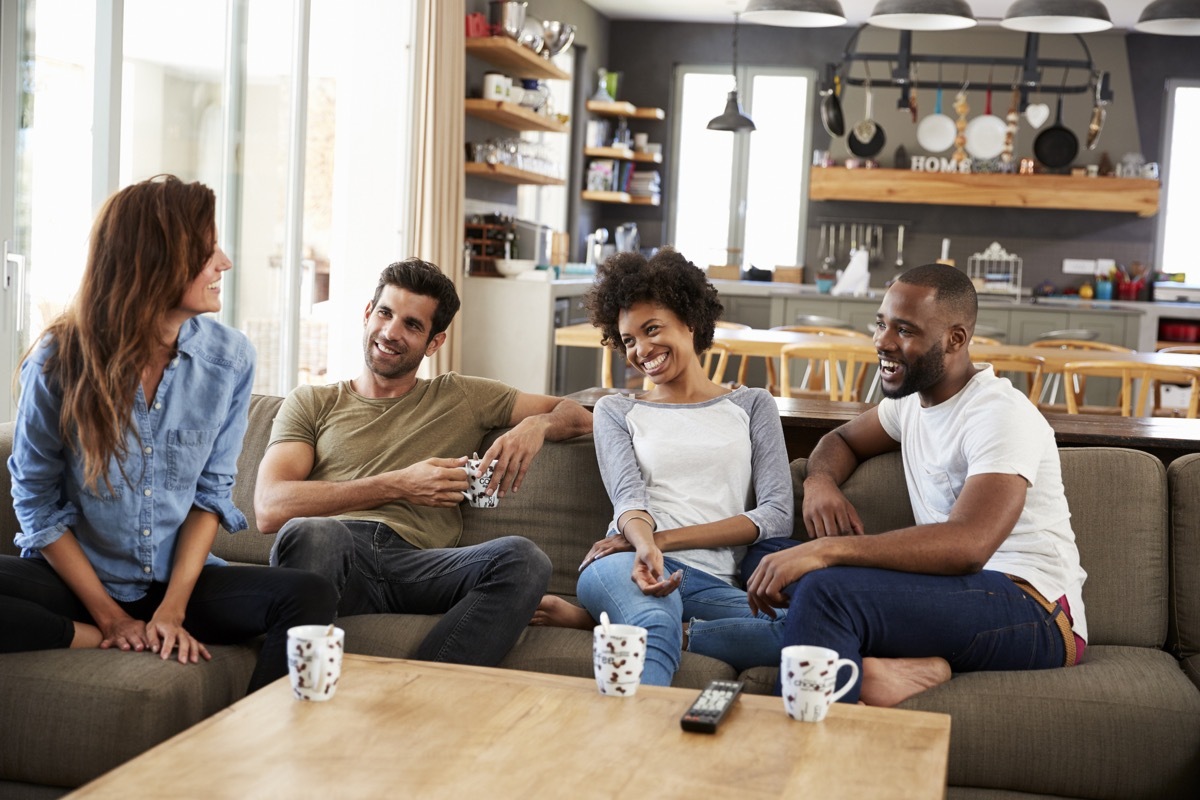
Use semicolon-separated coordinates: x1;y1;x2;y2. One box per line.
530;595;595;630
860;656;951;707
70;621;103;649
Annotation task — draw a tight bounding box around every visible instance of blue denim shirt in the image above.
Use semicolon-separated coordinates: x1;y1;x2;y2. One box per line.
8;316;255;601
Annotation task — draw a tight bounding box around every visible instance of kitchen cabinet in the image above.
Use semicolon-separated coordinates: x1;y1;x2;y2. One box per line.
465;37;568;187
581;100;665;206
810;169;1160;217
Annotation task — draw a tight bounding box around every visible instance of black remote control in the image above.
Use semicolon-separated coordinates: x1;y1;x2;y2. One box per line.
680;679;744;733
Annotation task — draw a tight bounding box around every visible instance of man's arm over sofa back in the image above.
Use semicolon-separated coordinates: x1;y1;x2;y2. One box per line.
790;447;1170;650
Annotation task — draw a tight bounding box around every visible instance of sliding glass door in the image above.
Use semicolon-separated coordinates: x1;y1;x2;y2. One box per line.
0;0;417;420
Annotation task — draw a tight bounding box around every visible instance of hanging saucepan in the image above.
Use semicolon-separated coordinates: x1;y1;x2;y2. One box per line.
848;78;886;158
1033;95;1078;169
965;83;1007;160
1087;71;1110;150
917;83;956;153
820;74;845;138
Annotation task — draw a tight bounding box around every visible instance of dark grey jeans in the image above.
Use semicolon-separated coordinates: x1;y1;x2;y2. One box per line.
269;518;551;667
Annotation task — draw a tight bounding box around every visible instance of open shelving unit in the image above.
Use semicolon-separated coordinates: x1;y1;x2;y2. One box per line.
584;100;666;120
809;169;1160;217
465;36;568;81
464;99;568;133
581;101;666;206
580;190;660;206
583;145;661;164
465;162;565;186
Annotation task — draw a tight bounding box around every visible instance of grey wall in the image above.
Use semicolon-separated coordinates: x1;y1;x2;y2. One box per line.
603;21;1179;293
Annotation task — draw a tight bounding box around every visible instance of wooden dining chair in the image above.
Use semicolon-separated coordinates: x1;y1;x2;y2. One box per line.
779;341;878;402
1029;339;1135;407
970;335;1001;346
1062;361;1200;418
975;354;1045;403
1154;345;1200;416
772;325;872;396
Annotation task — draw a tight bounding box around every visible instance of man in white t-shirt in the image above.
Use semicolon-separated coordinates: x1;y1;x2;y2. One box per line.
746;264;1087;706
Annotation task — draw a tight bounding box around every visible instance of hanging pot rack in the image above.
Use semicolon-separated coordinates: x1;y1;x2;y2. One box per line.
828;25;1113;114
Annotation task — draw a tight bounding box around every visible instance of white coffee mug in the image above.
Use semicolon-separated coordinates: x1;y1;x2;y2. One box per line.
462;453;500;508
593;622;647;697
482;72;508;101
287;625;344;701
780;645;859;722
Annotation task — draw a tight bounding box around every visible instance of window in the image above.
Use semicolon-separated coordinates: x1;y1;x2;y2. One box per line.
669;65;815;272
1159;81;1200;284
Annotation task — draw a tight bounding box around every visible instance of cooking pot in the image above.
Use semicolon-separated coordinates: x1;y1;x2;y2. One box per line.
1033;96;1078;170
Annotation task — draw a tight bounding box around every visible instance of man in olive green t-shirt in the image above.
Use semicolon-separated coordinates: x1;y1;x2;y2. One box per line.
256;258;592;666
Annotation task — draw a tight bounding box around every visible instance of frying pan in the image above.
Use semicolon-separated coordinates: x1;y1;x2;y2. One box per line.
917;85;956;153
848;82;886;158
820;75;845;138
965;85;1007;160
1033;96;1078;169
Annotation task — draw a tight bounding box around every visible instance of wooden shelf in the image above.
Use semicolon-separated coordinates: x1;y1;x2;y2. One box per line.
581;190;660;206
464;99;568;133
465;36;568;80
465;162;565;186
809;169;1160;217
585;100;665;120
583;146;662;164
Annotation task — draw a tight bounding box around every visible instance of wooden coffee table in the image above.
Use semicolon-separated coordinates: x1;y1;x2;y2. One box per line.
68;655;950;798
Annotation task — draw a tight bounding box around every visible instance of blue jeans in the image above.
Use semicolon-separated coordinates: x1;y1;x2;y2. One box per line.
783;566;1067;703
270;518;551;667
0;554;337;693
576;552;787;686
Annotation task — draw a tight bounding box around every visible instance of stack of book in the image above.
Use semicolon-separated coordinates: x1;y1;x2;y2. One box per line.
628;169;661;202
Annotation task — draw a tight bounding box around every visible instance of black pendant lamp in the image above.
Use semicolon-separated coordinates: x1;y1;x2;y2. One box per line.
708;12;755;133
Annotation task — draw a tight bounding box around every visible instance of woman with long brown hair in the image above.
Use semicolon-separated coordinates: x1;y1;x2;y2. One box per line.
1;174;336;692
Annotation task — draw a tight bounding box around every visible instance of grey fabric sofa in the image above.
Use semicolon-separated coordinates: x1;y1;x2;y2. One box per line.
2;393;1198;798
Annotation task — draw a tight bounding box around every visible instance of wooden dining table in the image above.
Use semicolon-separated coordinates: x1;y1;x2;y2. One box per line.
554;322;1200;395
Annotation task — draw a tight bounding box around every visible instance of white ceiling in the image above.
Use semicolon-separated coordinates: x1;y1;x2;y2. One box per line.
581;1;1152;30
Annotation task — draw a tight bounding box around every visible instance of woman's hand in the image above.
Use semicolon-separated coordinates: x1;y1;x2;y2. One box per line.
146;609;212;664
98;615;150;652
631;544;681;597
578;533;635;572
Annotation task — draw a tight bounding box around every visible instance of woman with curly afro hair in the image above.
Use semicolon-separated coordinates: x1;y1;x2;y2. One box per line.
535;248;795;686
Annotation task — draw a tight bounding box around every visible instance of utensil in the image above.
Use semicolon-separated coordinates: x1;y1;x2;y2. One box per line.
824;225;836;269
820;75;845;138
848;80;886;159
541;20;576;57
965;83;1007;160
1087;71;1110;150
917;83;956;154
896;224;905;267
851;76;877;144
817;224;827;266
1034;95;1079;170
488;1;527;40
599;610;612;636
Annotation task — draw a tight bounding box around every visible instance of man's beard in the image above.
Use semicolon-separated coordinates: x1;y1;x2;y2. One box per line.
363;334;424;379
880;340;946;399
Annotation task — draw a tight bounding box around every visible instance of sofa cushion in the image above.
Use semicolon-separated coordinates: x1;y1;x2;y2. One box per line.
339;613;735;690
790;448;1169;649
462;431;611;599
210;394;284;566
0;646;256;788
1;423;19;558
1168;452;1200;690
